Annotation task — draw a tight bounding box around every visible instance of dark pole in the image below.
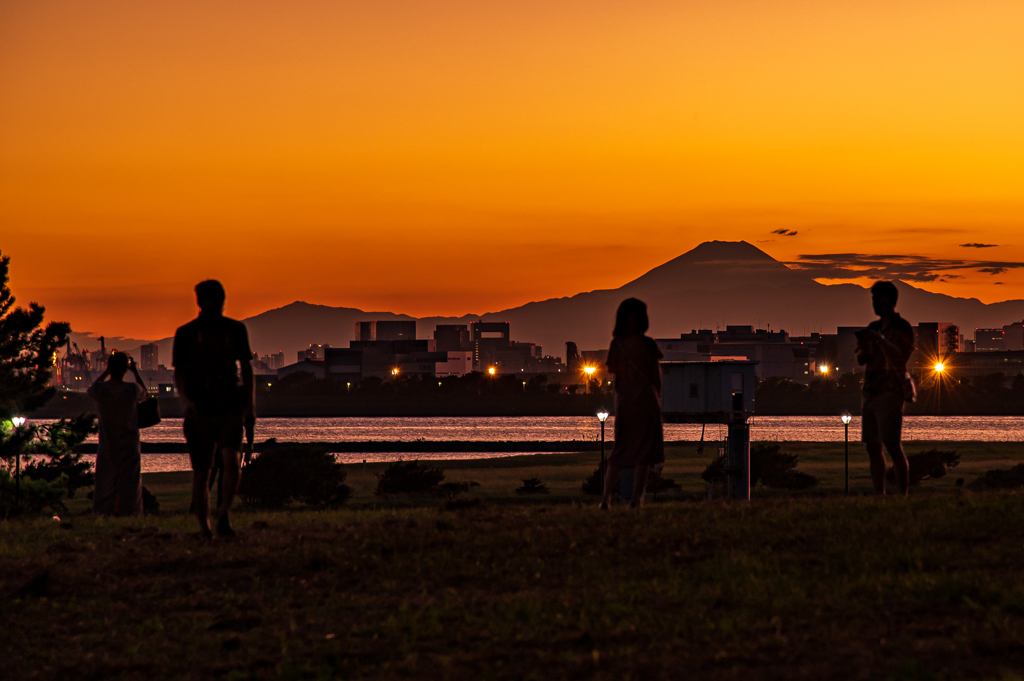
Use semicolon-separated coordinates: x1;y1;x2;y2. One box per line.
600;420;606;481
844;421;849;496
15;449;21;509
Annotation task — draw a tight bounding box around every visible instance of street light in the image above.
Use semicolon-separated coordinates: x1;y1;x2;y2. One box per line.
934;362;945;415
841;412;852;495
596;410;609;484
488;366;496;376
11;417;26;509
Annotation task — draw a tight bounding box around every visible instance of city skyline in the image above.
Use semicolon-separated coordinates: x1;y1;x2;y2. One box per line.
3;1;1024;340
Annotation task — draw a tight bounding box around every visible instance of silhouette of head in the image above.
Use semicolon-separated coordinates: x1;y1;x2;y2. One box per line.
195;280;226;314
107;351;129;379
613;298;649;338
871;280;898;317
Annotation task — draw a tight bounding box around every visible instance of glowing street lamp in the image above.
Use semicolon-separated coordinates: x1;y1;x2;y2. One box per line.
596;410;610;483
841;412;852;495
934;362;945;414
488;366;496;376
391;368;399;377
583;366;596;376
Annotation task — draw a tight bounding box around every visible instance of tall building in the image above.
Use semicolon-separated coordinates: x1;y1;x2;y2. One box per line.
1004;321;1024;351
470;321;510;370
975;328;1006;352
434;324;471;353
354;320;417;342
354;321;374;342
913;323;960;371
298;343;330;362
140;343;159;371
376;321;416;341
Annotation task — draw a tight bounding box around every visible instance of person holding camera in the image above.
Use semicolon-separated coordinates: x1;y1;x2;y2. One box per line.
87;351;148;516
856;281;915;496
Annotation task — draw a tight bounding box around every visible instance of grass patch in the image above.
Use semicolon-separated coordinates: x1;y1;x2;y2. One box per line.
4;493;1024;679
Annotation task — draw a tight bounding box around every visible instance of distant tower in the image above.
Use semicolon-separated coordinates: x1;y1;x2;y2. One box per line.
565;342;580;373
140;343;159;371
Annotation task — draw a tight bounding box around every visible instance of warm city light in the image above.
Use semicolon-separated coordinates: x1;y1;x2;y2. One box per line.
488;367;496;376
820;366;829;374
391;368;399;376
583;366;596;375
934;363;945;373
596;411;609;423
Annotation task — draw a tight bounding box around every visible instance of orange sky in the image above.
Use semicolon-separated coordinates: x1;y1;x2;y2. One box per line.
2;0;1023;340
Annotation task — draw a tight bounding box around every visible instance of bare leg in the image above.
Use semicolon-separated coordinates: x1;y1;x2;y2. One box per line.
217;448;242;535
631;464;650;508
866;441;887;495
192;469;213;535
886;441;909;496
600;462;621;508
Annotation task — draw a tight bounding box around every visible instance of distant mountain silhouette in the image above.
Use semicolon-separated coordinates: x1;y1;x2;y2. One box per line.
81;241;1024;362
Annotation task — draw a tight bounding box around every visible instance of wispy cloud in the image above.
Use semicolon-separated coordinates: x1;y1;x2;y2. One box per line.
960;243;998;248
786;253;1024;283
770;229;798;237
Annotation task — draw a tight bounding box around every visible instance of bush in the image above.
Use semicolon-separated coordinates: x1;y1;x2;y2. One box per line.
239;446;351;507
887;449;960;487
581;467;603;495
0;469;68;517
516;478;548;495
750;443;818;490
968;464;1024;491
374;460;445;498
21;415;97;497
438;481;479;499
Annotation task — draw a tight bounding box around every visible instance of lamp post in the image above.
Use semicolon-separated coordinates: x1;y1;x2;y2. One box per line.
934;362;944;415
11;416;26;508
583;365;596;393
596;410;609;482
841;412;852;495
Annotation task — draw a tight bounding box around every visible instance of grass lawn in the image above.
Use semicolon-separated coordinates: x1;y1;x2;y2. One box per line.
3;442;1024;680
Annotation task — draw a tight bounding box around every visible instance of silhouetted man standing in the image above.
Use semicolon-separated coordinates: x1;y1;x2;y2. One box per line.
856;280;915;496
173;280;254;537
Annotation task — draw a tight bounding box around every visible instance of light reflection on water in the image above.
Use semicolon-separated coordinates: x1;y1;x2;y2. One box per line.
37;415;1024;473
66;415;1024;445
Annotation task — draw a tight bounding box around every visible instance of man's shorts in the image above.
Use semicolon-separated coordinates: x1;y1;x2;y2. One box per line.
861;391;904;445
184;412;244;472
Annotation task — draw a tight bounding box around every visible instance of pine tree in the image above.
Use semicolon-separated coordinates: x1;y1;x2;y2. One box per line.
0;250;71;419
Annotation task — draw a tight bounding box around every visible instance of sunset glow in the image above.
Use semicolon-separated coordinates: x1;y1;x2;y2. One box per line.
3;1;1023;339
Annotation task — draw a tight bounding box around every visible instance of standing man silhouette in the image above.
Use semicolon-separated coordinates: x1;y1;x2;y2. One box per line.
174;280;254;537
856;280;915;496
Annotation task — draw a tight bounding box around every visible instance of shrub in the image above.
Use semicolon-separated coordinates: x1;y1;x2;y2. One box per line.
21;415;97;497
646;472;680;494
239;446;351;507
887;449;960;486
374;460;445;498
750;443;818;490
581;467;603;495
701;457;727;486
438;481;479;499
968;464;1024;491
516;478;548;495
0;469;68;517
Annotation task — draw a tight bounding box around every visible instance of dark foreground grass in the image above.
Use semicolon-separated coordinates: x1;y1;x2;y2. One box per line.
4;492;1024;680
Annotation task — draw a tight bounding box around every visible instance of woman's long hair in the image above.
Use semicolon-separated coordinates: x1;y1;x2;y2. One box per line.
613;298;649;338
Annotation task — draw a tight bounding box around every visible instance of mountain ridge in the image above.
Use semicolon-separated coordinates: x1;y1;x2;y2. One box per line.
73;241;1024;363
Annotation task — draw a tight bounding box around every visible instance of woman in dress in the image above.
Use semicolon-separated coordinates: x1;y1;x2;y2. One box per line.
600;298;664;509
87;351;148;516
